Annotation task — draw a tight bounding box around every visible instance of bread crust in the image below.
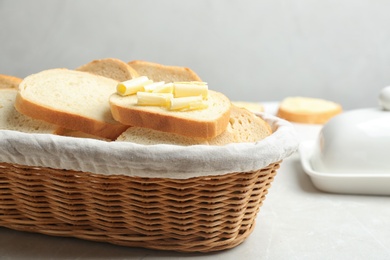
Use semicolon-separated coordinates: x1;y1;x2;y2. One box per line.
77;58;139;81
128;60;202;82
110;91;231;139
0;74;22;89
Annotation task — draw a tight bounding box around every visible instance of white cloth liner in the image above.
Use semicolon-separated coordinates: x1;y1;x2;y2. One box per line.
0;113;298;179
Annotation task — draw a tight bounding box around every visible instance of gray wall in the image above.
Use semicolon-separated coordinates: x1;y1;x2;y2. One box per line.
1;0;390;109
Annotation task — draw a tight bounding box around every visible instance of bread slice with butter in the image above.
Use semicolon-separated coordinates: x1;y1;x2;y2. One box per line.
115;106;272;145
277;96;342;124
0;74;22;89
128;60;202;82
0;88;57;133
77;58;139;82
15;68;128;140
109;89;231;139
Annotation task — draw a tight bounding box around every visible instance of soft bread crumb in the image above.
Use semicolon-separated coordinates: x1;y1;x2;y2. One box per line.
116;127;209;145
0;89;57;133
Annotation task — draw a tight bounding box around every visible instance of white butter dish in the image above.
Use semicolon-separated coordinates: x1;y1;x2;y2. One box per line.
299;87;390;195
300;140;390;195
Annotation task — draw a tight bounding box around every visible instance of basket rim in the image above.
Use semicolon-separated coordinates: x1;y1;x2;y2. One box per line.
0;113;298;179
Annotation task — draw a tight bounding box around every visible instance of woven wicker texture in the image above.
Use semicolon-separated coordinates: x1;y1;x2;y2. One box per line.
0;161;280;252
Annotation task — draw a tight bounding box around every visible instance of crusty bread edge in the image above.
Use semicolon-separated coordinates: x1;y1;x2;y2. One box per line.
14;92;128;140
128;60;202;81
77;58;140;80
0;74;22;89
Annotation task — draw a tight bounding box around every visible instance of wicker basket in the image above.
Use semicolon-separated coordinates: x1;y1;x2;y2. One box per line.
0;113;297;252
0;161;280;252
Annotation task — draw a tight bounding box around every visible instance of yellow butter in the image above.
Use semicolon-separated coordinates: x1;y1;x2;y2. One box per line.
189;100;208;110
173;82;208;99
144;81;165;92
137;92;173;107
117;76;152;96
153;83;174;94
169;95;207;111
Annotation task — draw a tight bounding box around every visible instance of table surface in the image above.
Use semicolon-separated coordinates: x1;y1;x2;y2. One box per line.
1;103;390;260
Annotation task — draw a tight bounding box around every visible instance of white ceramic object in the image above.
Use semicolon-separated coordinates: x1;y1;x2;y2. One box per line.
311;107;390;174
379;86;390;111
300;87;390;195
300;141;390;195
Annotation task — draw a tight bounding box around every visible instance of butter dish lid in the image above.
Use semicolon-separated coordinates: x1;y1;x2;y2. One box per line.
310;87;390;174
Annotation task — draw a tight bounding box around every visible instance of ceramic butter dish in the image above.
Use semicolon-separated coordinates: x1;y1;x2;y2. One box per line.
300;87;390;195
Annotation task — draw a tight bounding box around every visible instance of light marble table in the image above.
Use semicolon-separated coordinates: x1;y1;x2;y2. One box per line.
1;105;389;260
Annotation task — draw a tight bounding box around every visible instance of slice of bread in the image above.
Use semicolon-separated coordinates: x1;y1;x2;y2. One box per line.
76;58;139;82
0;88;57;133
109;90;231;139
226;105;272;143
115;126;209;145
128;60;202;82
15;68;128;140
0;74;22;89
207;105;272;145
277;96;342;124
115;106;272;145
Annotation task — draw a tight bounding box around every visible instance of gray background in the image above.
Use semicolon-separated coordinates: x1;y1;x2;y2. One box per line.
1;0;390;109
